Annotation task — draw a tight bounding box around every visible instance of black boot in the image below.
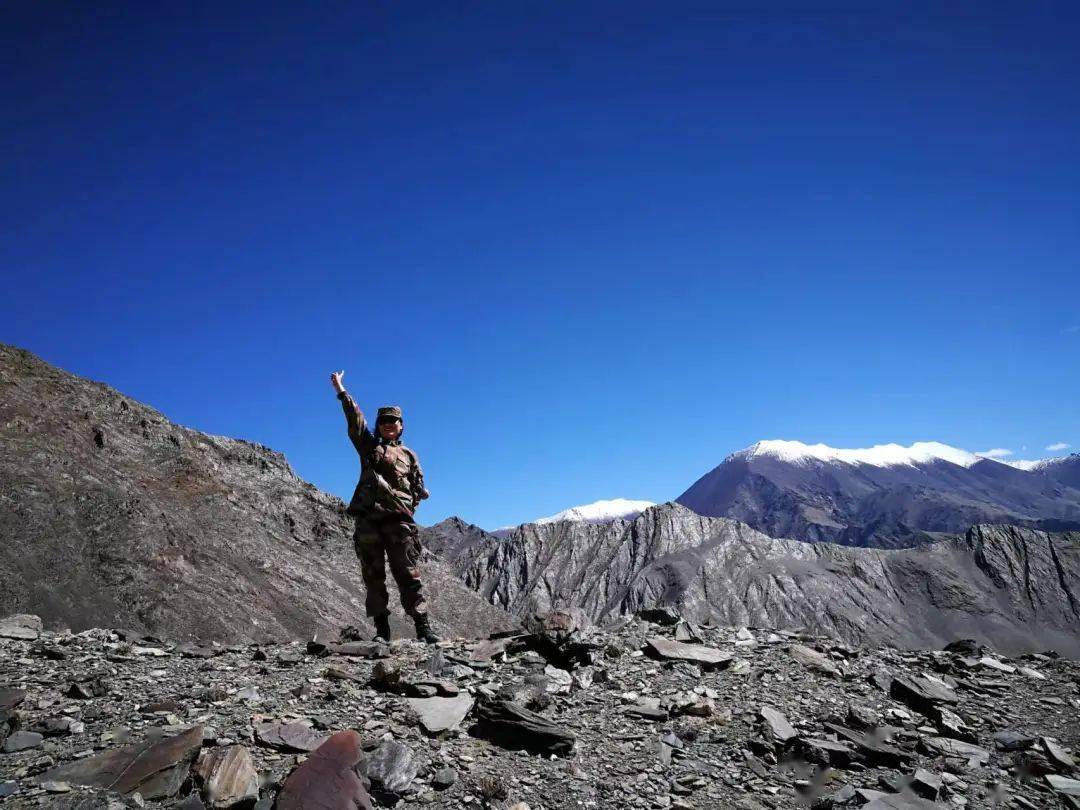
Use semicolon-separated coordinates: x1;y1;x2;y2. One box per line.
373;614;391;643
414;614;440;644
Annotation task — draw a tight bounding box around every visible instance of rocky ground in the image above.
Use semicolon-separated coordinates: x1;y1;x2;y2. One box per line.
1;611;1078;809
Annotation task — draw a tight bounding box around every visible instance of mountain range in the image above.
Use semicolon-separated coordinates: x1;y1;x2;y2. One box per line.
675;439;1080;548
423;505;1080;655
498;442;1080;550
4;343;1080;657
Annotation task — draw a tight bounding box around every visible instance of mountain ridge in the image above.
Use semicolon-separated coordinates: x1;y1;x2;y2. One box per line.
422;502;1080;656
676;440;1080;548
0;344;515;642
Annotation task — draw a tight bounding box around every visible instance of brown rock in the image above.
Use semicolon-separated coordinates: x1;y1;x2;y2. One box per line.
276;730;373;810
195;745;259;809
37;725;204;799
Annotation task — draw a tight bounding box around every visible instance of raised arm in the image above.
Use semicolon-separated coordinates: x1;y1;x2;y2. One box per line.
330;370;374;455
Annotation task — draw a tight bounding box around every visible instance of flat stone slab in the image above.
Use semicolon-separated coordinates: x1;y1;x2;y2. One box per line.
0;614;42;640
864;795;941;810
788;644;840;676
406;693;474;735
992;730;1036;751
789;737;855;766
890;675;958;715
645;636;733;668
918;736;990;765
328;642;390;659
3;731;43;752
470;638;511;662
36;726;203;799
177;643;217;659
1047;775;1080;797
759;706;797;743
1042;736;1076;771
624;704;668;721
255;721;328;752
977;656;1016;673
822;723;912;767
0;688;26;712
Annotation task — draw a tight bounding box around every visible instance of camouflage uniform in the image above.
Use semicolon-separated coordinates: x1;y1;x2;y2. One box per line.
337;392;429;619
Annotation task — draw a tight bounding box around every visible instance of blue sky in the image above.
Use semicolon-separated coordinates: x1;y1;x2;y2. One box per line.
3;3;1078;528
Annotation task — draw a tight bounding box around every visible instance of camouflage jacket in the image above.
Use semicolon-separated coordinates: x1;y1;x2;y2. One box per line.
337;391;426;518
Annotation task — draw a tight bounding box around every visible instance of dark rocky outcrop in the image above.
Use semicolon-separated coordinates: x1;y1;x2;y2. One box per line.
422;504;1080;655
0;344;516;642
470;699;576;756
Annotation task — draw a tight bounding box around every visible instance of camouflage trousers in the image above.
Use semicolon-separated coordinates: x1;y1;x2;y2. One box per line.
353;514;428;619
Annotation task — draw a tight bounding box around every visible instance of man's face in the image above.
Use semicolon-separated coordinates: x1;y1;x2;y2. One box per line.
377;418;402;441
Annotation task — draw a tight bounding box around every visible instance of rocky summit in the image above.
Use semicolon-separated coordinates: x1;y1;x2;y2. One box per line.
1;611;1079;809
0;344;514;642
424;507;1080;657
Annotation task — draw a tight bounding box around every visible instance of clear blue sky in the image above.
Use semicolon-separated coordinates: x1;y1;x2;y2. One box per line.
3;3;1078;529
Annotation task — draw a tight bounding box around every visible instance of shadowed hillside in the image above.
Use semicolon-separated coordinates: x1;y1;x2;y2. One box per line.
0;345;515;642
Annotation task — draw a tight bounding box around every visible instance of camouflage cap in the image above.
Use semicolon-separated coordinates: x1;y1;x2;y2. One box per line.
377;405;403;422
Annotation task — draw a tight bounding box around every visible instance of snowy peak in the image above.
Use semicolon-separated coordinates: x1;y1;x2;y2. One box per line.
527;498;657;528
733;440;986;469
679;441;1080;548
1006;455;1074;472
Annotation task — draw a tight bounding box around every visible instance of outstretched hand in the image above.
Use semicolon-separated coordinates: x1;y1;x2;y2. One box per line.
330;370;345;394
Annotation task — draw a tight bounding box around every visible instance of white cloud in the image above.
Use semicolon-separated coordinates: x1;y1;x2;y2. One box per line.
1046;442;1070;451
976;448;1013;459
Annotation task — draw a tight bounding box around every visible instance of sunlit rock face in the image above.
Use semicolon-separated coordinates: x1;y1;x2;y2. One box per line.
422;504;1080;656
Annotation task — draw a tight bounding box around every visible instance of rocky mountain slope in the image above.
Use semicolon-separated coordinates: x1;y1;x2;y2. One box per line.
422;504;1080;657
1;611;1078;809
675;440;1080;548
0;344;514;643
1035;454;1080;490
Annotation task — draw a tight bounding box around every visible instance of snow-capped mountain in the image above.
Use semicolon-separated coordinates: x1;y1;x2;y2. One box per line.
535;498;657;525
676;440;1080;548
1006;454;1080;483
493;498;655;534
734;439;984;468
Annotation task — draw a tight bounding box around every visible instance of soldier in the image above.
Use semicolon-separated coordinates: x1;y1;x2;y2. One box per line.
330;370;439;643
